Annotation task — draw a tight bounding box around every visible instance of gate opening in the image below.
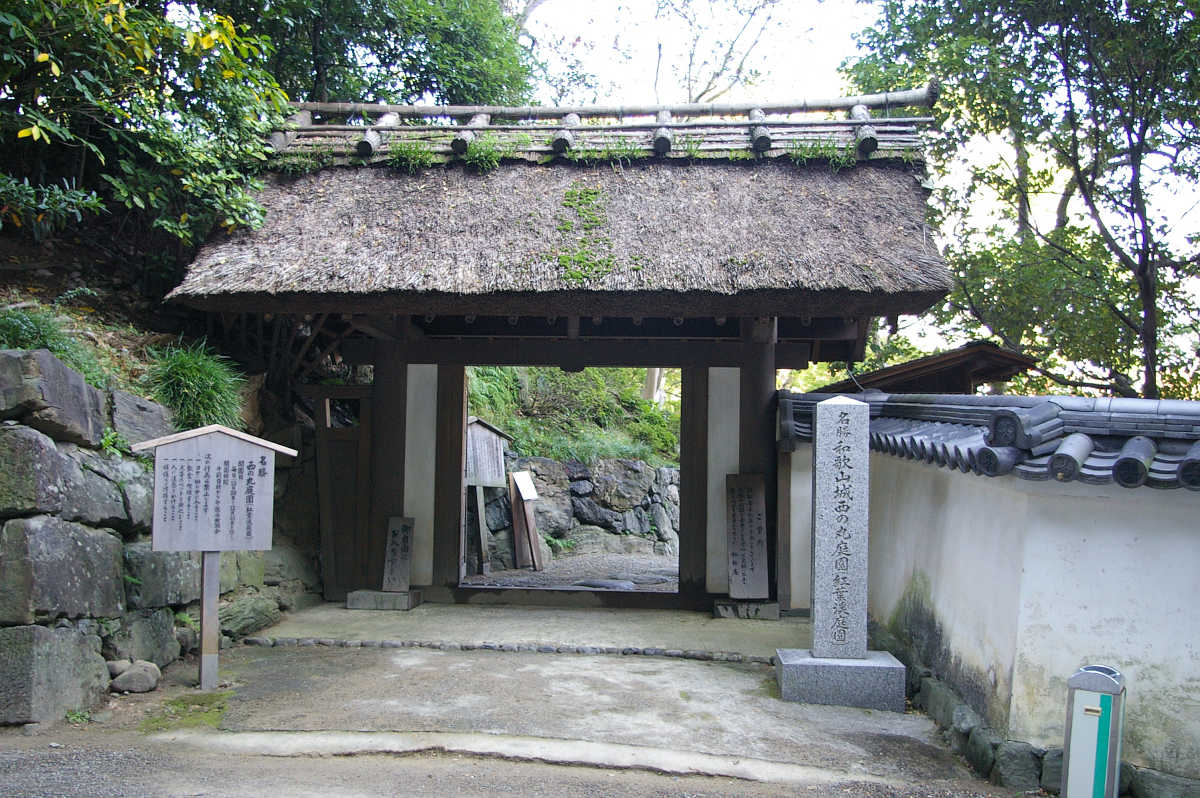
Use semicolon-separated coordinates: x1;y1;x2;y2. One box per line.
459;366;681;594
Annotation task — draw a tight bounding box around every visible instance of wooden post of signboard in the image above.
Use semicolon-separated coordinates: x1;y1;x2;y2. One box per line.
509;470;542;571
131;425;297;691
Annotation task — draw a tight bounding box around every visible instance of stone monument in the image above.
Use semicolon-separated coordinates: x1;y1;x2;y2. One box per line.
347;516;422;610
776;395;905;712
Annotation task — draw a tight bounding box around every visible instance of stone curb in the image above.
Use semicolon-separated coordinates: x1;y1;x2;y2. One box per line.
242;636;775;666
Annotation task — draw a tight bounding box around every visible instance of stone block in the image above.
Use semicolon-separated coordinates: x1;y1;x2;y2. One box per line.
776;648;905;712
1041;748;1063;794
263;544;319;588
123;542;200;608
57;446;127;529
0;625;108;724
991;740;1041;789
101;608;181;669
571;496;622;531
917;676;961;730
0;515;124;624
1130;767;1200;798
69;449;154;533
218;592;281;638
109;390;174;446
0;349;106;446
274;579;322;612
236;551;265;588
713;600;780;620
346;589;422;611
965;725;1002;778
0;424;64;517
590;458;655;511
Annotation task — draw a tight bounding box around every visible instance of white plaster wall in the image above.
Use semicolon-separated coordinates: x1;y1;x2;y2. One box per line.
784;444;813;610
706;367;739;594
1007;482;1200;778
404;364;437;586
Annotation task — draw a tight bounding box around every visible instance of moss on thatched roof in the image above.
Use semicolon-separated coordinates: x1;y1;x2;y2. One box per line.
170;159;949;318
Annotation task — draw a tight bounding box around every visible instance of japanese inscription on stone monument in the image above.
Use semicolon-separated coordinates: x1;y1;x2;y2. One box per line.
381;516;415;592
726;473;769;599
811;396;869;658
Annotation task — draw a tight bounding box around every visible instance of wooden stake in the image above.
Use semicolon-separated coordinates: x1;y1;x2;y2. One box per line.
200;551;220;690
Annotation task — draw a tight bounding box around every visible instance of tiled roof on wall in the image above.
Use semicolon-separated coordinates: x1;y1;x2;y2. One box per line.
777;391;1200;491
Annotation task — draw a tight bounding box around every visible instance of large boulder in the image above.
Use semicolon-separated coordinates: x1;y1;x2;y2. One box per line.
590;459;657;511
218;591;281;638
0;424;65;517
263;541;320;589
571;496;622;531
123;542;200;608
0;624;109;724
0;515;124;624
564;525;657;556
109;659;161;694
101;608;181;668
109;390;174;446
991;741;1041;789
0;349;106;446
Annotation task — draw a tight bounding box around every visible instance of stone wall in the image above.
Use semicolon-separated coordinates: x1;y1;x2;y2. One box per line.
467;454;680;571
0;349;322;726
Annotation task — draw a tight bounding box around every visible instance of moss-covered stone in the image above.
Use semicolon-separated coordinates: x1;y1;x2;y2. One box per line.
0;424;64;517
0;624;108;724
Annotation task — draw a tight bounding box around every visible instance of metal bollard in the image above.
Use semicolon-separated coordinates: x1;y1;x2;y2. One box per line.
1062;665;1126;798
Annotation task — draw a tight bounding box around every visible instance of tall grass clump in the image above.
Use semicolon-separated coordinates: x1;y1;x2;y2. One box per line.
147;341;244;430
0;306;105;386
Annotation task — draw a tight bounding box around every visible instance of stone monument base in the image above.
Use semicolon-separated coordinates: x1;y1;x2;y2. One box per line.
346;589;422;611
713;599;780;620
776;648;906;712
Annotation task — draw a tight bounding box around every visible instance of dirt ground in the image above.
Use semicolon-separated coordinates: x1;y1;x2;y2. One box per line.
460;551;679;591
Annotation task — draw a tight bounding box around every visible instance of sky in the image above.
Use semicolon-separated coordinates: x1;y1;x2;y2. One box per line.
523;0;880;105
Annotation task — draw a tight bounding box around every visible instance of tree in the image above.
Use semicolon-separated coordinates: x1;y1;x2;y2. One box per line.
0;0;287;254
197;0;535;104
652;0;780;103
842;0;1200;398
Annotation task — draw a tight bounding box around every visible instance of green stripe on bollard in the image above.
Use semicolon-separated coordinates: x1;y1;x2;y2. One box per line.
1092;692;1113;798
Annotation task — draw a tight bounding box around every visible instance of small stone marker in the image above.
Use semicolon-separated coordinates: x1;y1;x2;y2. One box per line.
725;473;769;600
776;396;905;712
131;425;297;691
811;396;869;657
381;516;414;592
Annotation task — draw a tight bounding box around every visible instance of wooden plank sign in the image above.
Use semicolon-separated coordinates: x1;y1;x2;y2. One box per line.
726;473;769;599
131;425;297;690
381;516;415;592
508;470;543;571
512;470;538;501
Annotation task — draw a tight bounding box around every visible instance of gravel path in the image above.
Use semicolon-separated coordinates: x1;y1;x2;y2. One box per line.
460;551;679;591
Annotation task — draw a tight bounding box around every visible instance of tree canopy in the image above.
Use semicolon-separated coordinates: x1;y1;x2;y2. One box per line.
843;0;1200;398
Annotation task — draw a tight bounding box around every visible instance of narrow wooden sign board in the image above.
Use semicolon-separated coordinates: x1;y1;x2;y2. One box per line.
132;425;297;690
508;470;543;571
726;473;769;600
381;516;415;592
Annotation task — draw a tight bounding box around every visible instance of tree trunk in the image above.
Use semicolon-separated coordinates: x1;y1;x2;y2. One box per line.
1139;264;1159;399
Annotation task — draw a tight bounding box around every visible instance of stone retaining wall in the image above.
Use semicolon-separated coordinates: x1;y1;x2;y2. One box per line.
0;349;322;726
467;454;680;571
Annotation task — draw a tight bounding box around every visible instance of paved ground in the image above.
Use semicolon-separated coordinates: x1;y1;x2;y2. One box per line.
460;551;679;591
0;605;1020;797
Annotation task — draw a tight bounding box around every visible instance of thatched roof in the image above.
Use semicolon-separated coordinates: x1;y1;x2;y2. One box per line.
818;341;1038;394
170;159;948;318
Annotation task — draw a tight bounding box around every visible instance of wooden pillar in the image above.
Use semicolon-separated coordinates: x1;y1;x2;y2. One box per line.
432;365;467;588
678;367;709;601
368;341;407;591
199;551;219;689
740;317;778;599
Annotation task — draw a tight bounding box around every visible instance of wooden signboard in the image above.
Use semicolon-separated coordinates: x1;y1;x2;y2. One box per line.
508;470;543;571
381;516;414;592
465;417;511;488
726;473;769;600
132;425;297;690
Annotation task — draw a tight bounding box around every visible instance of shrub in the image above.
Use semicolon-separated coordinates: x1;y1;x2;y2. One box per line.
0;306;105;386
147;341;244;430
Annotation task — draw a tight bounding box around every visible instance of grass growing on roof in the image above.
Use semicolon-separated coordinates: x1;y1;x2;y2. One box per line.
553;181;615;284
787;138;858;173
147;340;244;430
386;139;436;173
463;134;504;173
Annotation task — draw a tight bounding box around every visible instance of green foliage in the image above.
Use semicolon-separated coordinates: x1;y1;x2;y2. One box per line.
0;0;288;252
147;341;245;430
100;427;132;458
564;139;645;167
677;135;702;160
0;175;104;241
467;366;680;467
462;135;504;174
386;139;436;174
0;307;105;386
842;0;1200;397
543;533;575;554
65;709;91;725
271;146;335;176
786;139;857;172
174;610;199;631
200;0;533;105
